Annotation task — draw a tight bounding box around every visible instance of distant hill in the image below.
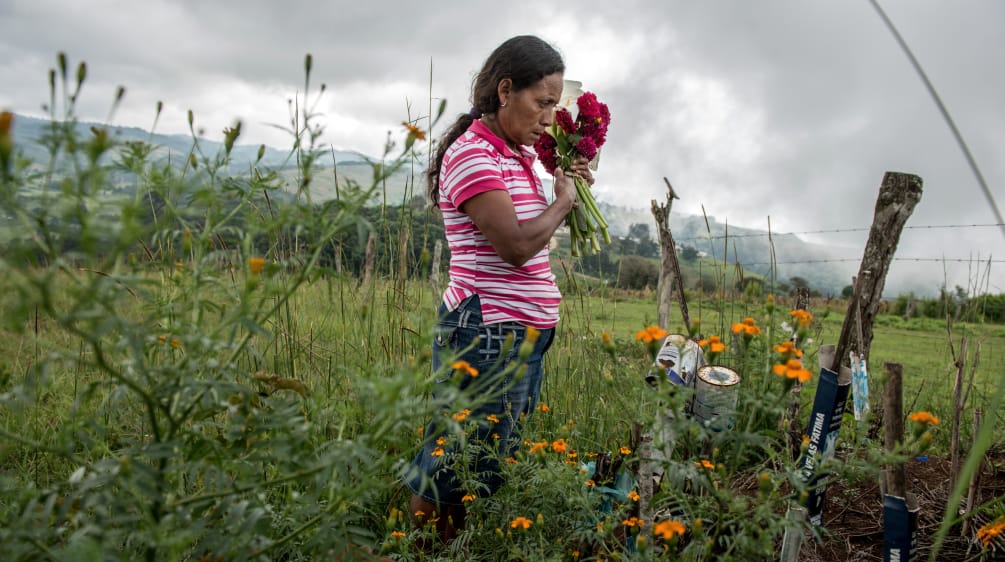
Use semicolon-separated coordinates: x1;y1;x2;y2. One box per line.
10;113;371;168
9;113;419;205
596;202;858;296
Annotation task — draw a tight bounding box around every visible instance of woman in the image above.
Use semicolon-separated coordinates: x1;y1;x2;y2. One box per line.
402;35;595;544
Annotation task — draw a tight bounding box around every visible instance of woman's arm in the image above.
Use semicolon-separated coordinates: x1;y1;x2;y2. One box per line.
461;168;578;267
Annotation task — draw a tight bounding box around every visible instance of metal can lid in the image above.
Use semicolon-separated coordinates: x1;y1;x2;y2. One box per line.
696;365;740;386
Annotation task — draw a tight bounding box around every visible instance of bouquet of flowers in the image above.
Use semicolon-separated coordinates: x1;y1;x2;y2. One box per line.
534;90;611;256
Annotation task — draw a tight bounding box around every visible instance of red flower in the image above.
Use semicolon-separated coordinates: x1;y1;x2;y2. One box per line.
534;133;559;174
576;92;602;121
576;136;598;161
555;108;576;134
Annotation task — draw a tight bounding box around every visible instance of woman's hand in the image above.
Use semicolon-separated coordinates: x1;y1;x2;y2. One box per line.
554;168;579;210
569;156;595;186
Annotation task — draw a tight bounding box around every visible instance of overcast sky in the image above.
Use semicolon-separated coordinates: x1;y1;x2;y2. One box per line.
2;0;1003;295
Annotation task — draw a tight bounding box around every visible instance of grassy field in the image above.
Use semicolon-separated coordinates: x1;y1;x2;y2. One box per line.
6;272;998;457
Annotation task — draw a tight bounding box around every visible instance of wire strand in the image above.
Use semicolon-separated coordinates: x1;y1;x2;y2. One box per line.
673;223;1004;243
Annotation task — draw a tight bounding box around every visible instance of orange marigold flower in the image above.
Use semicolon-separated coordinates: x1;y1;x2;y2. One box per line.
567;450;578;459
417;426;424;437
789;309;813;327
628;491;640;501
451;360;478;377
528;441;548;454
653;519;686;540
585;479;596;487
700;335;725;353
908;411;940;425
391;530;406;539
772;341;803;358
431;447;445;457
436;436;446;446
622;517;645;527
503;457;518;464
538;403;550;413
696;459;715;470
978;518;1005;547
635;325;668;344
774;358;812;382
510;516;533;530
620;446;632;455
486;414;500;423
551;439;568;453
402;121;426;140
732;318;759;336
452;408;471;422
601;332;612;344
461;493;476;503
248;256;265;274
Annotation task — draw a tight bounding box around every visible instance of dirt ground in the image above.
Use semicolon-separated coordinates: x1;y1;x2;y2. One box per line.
797;454;1005;561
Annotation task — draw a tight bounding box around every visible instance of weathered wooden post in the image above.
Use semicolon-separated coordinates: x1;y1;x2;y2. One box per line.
651;177;689;331
796;172;922;535
831;172;923;370
882;362;919;561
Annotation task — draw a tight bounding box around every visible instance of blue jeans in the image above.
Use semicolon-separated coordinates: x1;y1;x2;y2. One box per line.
403;295;555;506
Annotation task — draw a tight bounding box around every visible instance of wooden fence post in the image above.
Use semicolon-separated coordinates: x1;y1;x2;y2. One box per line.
883;362;906;498
882;362;919;561
831;172;923;373
651;177;689;331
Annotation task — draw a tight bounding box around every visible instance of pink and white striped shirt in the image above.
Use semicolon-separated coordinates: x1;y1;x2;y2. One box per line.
438;119;561;329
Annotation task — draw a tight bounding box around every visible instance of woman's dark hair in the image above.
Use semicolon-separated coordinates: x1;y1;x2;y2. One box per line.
427;35;564;206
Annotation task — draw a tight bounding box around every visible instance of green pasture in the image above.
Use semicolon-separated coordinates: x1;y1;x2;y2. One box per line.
5;271;999;463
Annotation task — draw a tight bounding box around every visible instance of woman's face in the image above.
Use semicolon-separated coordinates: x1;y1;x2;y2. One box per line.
497;72;564;148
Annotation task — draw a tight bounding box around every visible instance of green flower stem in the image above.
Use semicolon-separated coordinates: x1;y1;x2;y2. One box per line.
566;175;608;255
